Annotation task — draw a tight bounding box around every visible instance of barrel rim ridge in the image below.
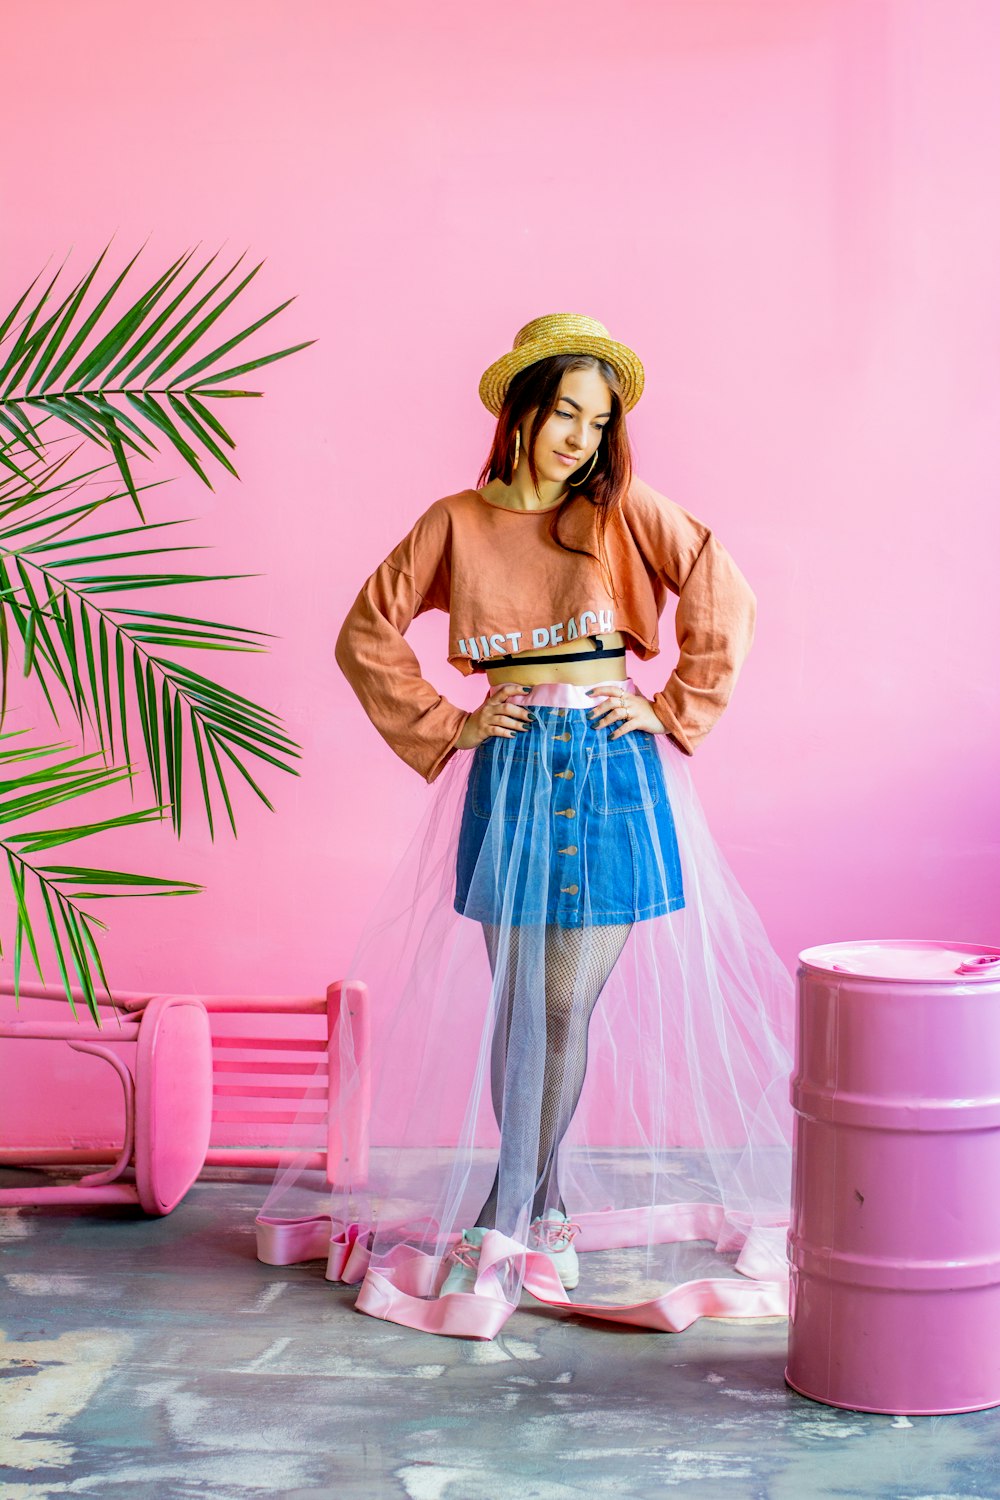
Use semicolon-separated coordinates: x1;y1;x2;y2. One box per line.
797;936;1000;984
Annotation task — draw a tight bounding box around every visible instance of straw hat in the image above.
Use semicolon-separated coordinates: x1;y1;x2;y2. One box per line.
478;313;645;415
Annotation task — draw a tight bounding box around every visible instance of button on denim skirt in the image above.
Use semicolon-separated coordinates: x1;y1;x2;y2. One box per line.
454;681;686;928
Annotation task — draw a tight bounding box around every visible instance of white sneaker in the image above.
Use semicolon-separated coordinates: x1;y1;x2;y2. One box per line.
530;1208;581;1290
440;1227;504;1298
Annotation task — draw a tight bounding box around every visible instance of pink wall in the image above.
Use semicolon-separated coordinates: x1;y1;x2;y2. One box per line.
2;1;999;1143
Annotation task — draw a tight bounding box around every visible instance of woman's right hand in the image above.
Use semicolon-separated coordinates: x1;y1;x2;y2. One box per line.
456;683;533;749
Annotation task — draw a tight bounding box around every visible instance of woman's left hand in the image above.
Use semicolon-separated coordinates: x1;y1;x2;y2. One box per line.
586;686;666;740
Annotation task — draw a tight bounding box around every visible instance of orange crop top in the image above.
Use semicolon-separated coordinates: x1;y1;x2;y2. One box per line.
335;475;757;782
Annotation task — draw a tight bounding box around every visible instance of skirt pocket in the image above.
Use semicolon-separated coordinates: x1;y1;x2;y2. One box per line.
470;737;541;820
586;737;661;815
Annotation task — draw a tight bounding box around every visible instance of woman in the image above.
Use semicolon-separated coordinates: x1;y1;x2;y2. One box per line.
257;314;795;1340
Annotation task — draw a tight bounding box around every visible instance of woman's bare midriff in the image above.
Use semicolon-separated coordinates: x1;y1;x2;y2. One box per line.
485;631;628;688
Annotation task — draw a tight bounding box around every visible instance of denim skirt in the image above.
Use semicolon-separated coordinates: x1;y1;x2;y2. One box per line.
454;680;686;927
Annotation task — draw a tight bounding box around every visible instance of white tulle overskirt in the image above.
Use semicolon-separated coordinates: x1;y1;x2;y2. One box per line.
256;680;795;1339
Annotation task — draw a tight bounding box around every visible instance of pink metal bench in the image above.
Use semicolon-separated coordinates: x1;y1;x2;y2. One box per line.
0;978;369;1215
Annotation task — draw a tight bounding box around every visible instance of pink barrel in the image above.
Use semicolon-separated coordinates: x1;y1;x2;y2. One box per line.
786;939;1000;1415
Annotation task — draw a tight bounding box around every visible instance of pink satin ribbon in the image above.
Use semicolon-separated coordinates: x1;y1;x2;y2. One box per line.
489;678;634;710
255;1203;789;1341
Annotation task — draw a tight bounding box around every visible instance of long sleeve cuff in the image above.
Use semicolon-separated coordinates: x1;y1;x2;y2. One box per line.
422;704;471;784
650;692;695;755
651;531;757;753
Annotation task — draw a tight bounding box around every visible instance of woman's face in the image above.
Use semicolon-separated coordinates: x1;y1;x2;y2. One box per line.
521;366;612;484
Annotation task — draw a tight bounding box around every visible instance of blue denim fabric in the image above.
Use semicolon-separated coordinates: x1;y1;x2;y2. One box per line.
454;706;686;927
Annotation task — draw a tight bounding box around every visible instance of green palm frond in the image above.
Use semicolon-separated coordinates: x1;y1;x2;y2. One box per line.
0;730;201;1021
0;244;307;840
0;501;302;834
1;241;314;514
0;243;313;1014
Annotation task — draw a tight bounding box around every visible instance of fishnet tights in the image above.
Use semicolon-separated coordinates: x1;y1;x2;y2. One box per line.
474;921;632;1229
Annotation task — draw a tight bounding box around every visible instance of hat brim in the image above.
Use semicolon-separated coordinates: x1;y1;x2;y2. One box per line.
478;335;644;416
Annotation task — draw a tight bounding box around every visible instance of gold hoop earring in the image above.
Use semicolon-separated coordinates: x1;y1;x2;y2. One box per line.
511;428;520;474
568;448;599;487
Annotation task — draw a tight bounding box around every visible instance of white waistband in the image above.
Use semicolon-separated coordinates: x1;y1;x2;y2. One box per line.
488;678;634;709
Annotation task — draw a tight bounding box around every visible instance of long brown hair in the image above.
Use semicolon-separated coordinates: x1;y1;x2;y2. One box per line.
476;354;634;599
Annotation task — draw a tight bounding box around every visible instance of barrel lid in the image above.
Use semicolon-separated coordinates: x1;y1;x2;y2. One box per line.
798;939;1000;982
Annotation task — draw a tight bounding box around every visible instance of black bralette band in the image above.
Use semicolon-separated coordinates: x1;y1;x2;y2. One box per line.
469;643;627;672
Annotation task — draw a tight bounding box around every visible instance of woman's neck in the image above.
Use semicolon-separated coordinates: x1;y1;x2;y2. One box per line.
479;475;568;513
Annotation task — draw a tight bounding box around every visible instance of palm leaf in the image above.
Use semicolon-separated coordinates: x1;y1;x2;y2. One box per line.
104;248;220;385
38;879;79;1018
0;261;67;392
1;732;202;1019
189;703;213;839
27;242;122;394
144;655;160;806
166;392;239;478
202;724;237;836
0;404;46;463
6;847;41;995
115;250;252;387
0;263;53;356
189;342;315;388
185;390;236;449
0;557;64;720
170;296;297;384
125;390;212;488
9;806;174;853
145;256;266;385
60;240;181;391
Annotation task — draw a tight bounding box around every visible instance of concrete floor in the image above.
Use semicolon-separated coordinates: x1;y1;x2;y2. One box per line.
2;1177;999;1500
